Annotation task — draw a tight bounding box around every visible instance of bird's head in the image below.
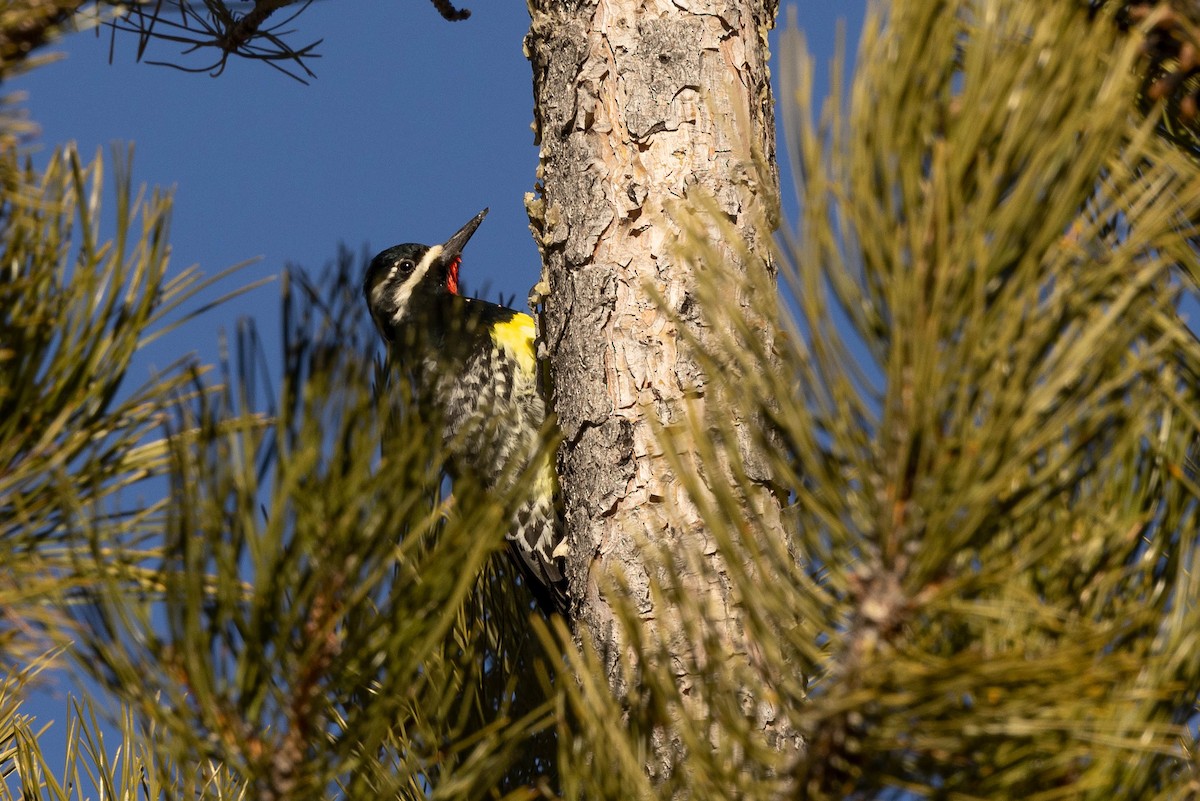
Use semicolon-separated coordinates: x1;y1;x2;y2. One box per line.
364;208;488;340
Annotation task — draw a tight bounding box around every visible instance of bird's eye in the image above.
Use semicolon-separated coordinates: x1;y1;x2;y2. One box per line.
396;259;416;276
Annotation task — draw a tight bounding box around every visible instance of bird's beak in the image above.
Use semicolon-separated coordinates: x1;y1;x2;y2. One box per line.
441;208;488;262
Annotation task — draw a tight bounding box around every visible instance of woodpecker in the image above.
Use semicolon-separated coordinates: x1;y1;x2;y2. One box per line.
363;209;569;615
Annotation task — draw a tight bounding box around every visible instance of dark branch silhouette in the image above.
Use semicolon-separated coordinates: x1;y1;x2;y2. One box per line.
97;0;473;83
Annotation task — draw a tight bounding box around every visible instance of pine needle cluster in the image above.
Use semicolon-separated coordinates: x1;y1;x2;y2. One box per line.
548;2;1200;799
0;10;552;800
6;1;1200;800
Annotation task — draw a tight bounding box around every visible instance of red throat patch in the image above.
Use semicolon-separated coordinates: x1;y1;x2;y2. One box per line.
447;256;461;295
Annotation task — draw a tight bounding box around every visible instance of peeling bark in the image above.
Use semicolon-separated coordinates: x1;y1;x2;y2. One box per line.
525;0;793;780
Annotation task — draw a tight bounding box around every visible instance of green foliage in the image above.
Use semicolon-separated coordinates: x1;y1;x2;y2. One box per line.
0;1;82;81
0;123;249;665
0;13;552;798
1101;0;1200;163
65;257;555;800
551;1;1200;799
2;662;247;801
0;90;265;798
10;2;1200;800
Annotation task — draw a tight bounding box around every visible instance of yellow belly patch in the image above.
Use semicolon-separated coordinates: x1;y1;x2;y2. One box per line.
491;313;537;375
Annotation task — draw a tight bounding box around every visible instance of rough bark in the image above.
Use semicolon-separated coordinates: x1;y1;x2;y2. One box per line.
524;0;791;781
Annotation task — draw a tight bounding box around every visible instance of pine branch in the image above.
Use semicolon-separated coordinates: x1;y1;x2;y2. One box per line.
0;0;78;78
99;0;475;82
549;2;1200;798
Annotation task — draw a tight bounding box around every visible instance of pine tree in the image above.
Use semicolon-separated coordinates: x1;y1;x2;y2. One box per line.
4;1;1200;799
550;2;1200;797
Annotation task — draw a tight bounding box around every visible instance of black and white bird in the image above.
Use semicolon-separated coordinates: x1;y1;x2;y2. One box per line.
363;209;568;615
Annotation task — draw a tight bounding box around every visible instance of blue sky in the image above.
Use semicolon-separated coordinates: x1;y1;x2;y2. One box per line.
12;1;865;370
9;0;865;782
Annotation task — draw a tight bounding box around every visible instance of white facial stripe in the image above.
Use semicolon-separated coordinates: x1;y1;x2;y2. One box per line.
388;244;443;323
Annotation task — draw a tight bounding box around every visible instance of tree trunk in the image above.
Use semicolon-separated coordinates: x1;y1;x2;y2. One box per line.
525;0;792;781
